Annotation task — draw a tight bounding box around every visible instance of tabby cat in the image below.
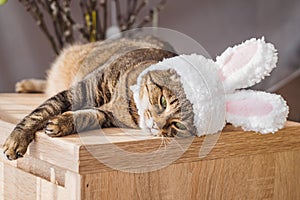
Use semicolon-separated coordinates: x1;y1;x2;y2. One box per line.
3;36;196;160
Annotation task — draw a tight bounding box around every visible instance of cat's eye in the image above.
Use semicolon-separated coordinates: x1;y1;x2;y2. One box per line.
174;122;187;130
160;95;167;109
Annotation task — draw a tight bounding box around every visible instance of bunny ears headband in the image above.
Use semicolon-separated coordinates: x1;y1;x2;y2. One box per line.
132;38;289;136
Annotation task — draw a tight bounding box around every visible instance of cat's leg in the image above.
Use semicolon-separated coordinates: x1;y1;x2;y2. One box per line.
2;90;73;160
3;75;105;160
44;108;111;137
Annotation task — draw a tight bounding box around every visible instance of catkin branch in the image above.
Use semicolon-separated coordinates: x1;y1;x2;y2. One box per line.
137;0;167;28
18;0;168;54
19;0;59;54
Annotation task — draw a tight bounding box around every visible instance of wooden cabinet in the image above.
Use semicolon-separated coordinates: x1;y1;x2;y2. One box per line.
0;94;300;200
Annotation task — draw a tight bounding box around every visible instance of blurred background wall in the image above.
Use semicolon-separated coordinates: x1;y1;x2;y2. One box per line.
0;0;299;120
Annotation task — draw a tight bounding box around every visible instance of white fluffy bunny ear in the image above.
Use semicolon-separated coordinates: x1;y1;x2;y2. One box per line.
226;90;289;134
216;38;278;92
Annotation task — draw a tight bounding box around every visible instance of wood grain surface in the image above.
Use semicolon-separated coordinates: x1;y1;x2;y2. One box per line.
0;93;299;200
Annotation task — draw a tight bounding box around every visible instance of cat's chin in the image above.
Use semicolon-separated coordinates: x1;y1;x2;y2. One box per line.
149;128;160;136
140;126;160;136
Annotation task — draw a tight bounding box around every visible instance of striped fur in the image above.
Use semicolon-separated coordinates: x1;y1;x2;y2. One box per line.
3;37;195;160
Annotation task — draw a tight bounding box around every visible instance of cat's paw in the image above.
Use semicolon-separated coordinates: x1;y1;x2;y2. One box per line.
3;130;32;160
45;112;74;137
15;79;46;93
15;79;36;93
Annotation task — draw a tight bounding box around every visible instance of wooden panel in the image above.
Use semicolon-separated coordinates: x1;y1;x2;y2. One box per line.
0;154;66;187
78;124;300;174
81;150;300;200
0;162;3;196
65;171;82;200
0;120;81;173
1;163;68;200
274;151;300;200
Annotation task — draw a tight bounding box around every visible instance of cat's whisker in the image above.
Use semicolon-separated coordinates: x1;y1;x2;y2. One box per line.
170;137;185;152
164;138;168;152
165;137;172;144
162;136;168;151
158;136;165;150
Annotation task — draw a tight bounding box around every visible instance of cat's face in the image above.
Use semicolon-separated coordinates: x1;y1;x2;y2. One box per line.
136;69;196;137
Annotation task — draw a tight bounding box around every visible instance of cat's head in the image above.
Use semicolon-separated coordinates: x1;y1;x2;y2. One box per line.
133;68;197;137
132;38;288;137
131;54;226;137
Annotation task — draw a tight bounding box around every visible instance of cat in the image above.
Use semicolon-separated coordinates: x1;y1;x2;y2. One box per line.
3;36;196;160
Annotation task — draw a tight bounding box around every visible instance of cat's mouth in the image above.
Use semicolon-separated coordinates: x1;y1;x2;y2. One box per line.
141;109;161;136
143;115;160;136
149;128;160;136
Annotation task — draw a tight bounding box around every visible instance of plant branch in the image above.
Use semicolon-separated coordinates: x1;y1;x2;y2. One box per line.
17;0;168;53
19;0;59;54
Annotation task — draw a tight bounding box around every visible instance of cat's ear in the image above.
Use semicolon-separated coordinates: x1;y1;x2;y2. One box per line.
168;68;181;82
216;38;278;92
225;90;288;133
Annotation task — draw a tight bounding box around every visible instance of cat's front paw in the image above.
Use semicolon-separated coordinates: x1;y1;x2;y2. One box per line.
3;130;32;160
45;112;74;137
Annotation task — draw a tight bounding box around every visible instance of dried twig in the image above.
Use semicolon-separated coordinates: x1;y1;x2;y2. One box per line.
18;0;168;54
19;0;59;54
100;0;107;40
137;0;167;28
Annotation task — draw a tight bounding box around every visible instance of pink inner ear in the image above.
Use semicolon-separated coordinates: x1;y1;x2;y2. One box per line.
220;43;258;81
226;98;273;117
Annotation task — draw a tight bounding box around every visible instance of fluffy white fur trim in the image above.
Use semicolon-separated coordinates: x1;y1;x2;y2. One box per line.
216;37;278;92
225;90;289;133
131;54;226;136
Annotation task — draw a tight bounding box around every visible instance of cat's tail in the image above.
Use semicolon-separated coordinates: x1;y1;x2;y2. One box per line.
15;79;47;93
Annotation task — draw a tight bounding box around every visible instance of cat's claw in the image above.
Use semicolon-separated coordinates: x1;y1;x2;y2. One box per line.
45;125;56;135
3;150;24;160
45;112;74;137
2;130;30;160
45;119;64;137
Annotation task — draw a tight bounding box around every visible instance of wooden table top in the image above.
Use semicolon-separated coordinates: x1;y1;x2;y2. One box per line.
0;93;300;175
